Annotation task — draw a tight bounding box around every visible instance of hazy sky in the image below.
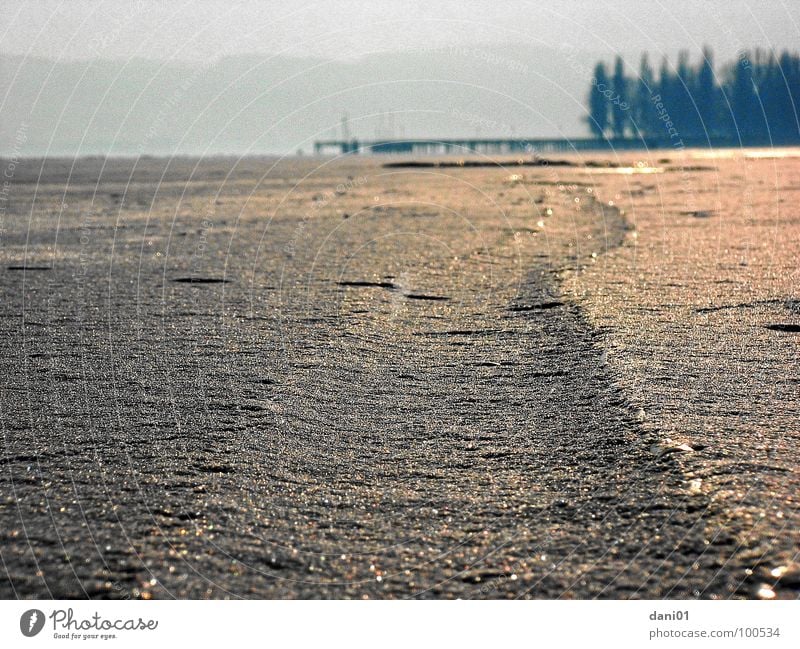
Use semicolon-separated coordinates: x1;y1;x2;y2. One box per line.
3;0;800;62
3;1;800;156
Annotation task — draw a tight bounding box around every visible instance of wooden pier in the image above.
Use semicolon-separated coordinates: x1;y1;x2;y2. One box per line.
313;136;676;156
312;135;768;156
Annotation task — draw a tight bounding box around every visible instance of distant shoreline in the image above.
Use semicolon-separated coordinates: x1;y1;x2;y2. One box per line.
313;136;800;156
6;140;800;163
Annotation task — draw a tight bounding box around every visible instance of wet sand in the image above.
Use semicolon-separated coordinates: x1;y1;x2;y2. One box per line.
0;151;797;599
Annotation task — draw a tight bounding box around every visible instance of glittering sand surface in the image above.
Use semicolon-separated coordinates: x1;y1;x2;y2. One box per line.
0;150;798;599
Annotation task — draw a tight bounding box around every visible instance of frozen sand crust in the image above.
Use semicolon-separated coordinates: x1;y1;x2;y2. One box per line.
0;153;795;598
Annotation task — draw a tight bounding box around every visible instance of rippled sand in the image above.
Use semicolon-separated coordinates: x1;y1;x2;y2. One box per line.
0;150;797;598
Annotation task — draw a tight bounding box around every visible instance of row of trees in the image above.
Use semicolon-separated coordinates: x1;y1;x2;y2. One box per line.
587;49;800;143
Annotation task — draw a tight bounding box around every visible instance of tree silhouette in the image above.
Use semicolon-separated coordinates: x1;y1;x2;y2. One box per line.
587;62;610;138
657;55;677;137
633;53;656;138
696;47;717;138
611;56;628;138
585;48;800;145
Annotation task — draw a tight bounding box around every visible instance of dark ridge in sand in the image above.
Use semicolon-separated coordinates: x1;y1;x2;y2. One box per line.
336;282;450;301
337;280;397;289
172;277;230;284
382;158;576;169
382;158;635;170
404;294;449;301
508;301;564;311
764;323;800;332
681;210;716;218
7;266;51;271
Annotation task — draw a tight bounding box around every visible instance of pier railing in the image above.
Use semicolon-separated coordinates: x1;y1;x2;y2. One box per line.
312;136;783;156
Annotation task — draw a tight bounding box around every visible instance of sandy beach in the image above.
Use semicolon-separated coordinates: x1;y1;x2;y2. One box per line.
0;150;797;599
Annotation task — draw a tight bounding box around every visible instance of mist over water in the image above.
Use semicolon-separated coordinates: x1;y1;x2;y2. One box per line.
2;1;798;157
